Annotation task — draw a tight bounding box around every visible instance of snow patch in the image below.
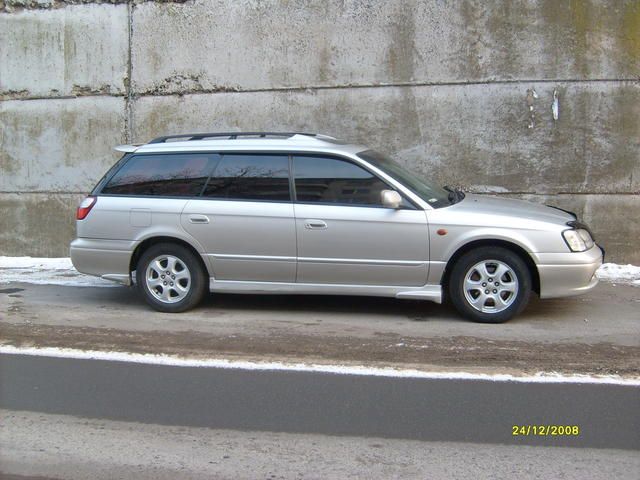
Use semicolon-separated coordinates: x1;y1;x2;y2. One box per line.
596;263;640;286
1;345;638;385
0;256;115;287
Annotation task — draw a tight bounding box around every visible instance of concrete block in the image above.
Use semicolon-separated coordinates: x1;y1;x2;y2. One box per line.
514;193;639;264
133;81;639;194
132;0;639;93
0;4;129;98
0;96;126;192
0;192;82;257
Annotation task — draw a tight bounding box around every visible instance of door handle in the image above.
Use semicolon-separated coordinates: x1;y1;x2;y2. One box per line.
304;219;327;230
188;214;210;224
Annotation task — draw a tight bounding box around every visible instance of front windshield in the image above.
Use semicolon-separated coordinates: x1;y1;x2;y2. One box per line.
357;150;453;208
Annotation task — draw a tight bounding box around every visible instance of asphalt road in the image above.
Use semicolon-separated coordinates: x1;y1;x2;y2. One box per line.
2;410;638;480
1;353;638;450
1;281;639;376
2;281;639;479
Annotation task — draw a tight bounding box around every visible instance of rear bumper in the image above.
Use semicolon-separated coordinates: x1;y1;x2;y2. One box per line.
535;245;603;299
70;238;136;285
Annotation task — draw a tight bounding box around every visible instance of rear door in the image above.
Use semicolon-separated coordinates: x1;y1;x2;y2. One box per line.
292;154;429;286
181;153;296;282
93;152;216;241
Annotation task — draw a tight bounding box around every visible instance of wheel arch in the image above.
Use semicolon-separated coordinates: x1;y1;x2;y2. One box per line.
441;239;540;297
129;236;210;277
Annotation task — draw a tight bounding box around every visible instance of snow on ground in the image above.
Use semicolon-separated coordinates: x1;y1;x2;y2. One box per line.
0;256;638;288
596;263;640;286
1;344;638;385
0;257;115;287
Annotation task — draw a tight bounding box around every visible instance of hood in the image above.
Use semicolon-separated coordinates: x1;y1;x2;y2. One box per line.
451;193;575;226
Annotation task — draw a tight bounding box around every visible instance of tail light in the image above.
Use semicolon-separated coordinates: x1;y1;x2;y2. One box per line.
76;196;97;220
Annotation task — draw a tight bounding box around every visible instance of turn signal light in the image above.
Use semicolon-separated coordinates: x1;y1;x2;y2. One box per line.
76;196;97;220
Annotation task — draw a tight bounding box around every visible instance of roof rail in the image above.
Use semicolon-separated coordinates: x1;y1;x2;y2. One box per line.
148;132;320;144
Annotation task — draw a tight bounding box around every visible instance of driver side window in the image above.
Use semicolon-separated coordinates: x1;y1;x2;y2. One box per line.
293;155;410;207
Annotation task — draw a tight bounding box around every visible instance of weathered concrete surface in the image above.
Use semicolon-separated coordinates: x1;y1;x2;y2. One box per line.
0;193;82;256
132;0;640;93
1;191;634;261
0;0;638;261
0;4;128;99
0;96;126;192
133;82;639;194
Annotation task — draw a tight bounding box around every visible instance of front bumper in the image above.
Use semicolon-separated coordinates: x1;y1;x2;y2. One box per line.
70;238;136;285
534;245;603;299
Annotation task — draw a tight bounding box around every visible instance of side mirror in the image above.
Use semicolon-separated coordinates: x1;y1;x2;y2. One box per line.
381;189;402;209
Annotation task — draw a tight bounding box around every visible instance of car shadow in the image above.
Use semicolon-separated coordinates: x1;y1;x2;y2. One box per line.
60;283;463;322
199;290;463;322
38;283;586;325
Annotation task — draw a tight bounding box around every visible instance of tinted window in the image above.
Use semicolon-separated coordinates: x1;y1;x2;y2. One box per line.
357;150;452;208
203;154;290;201
102;154;217;196
91;153;132;195
293;156;390;206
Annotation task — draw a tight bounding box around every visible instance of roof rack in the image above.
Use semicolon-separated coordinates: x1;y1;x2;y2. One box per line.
148;132;320;144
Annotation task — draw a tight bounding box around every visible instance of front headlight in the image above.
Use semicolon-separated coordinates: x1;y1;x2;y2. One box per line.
562;229;594;252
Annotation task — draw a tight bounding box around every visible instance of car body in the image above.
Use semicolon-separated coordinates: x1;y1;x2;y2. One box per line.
70;132;603;322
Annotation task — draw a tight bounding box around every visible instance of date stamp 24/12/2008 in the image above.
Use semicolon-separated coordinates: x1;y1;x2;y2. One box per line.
512;425;580;436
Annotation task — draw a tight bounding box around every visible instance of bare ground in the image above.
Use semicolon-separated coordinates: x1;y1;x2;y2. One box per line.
1;281;638;377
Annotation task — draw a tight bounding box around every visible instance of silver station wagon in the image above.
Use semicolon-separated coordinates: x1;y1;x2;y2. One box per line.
70;132;603;323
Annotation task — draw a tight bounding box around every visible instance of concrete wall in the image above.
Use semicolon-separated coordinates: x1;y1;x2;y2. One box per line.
1;0;639;262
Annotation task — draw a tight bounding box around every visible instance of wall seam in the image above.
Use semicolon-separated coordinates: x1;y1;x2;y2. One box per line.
123;0;134;144
2;78;638;103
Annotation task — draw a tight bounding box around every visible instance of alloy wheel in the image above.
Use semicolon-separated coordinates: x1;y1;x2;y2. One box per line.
144;255;192;304
463;260;519;313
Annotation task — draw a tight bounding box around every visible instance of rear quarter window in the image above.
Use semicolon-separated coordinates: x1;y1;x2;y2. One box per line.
101;153;219;197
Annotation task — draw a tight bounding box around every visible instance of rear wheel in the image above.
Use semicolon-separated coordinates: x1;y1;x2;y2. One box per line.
136;243;207;313
448;246;531;323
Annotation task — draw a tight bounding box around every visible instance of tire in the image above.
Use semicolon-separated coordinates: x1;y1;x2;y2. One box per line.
136;243;207;313
448;246;532;323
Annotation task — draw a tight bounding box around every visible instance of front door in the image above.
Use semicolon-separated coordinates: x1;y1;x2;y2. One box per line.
181;153;296;282
292;155;429;286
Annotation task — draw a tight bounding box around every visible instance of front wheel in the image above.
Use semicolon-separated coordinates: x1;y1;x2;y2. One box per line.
136;243;207;313
448;247;532;323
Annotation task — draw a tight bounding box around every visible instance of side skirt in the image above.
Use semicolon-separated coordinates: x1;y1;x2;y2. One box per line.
209;279;442;304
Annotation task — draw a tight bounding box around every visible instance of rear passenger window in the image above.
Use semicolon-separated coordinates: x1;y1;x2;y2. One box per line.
293;155;389;206
101;154;217;197
203;154;290;201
